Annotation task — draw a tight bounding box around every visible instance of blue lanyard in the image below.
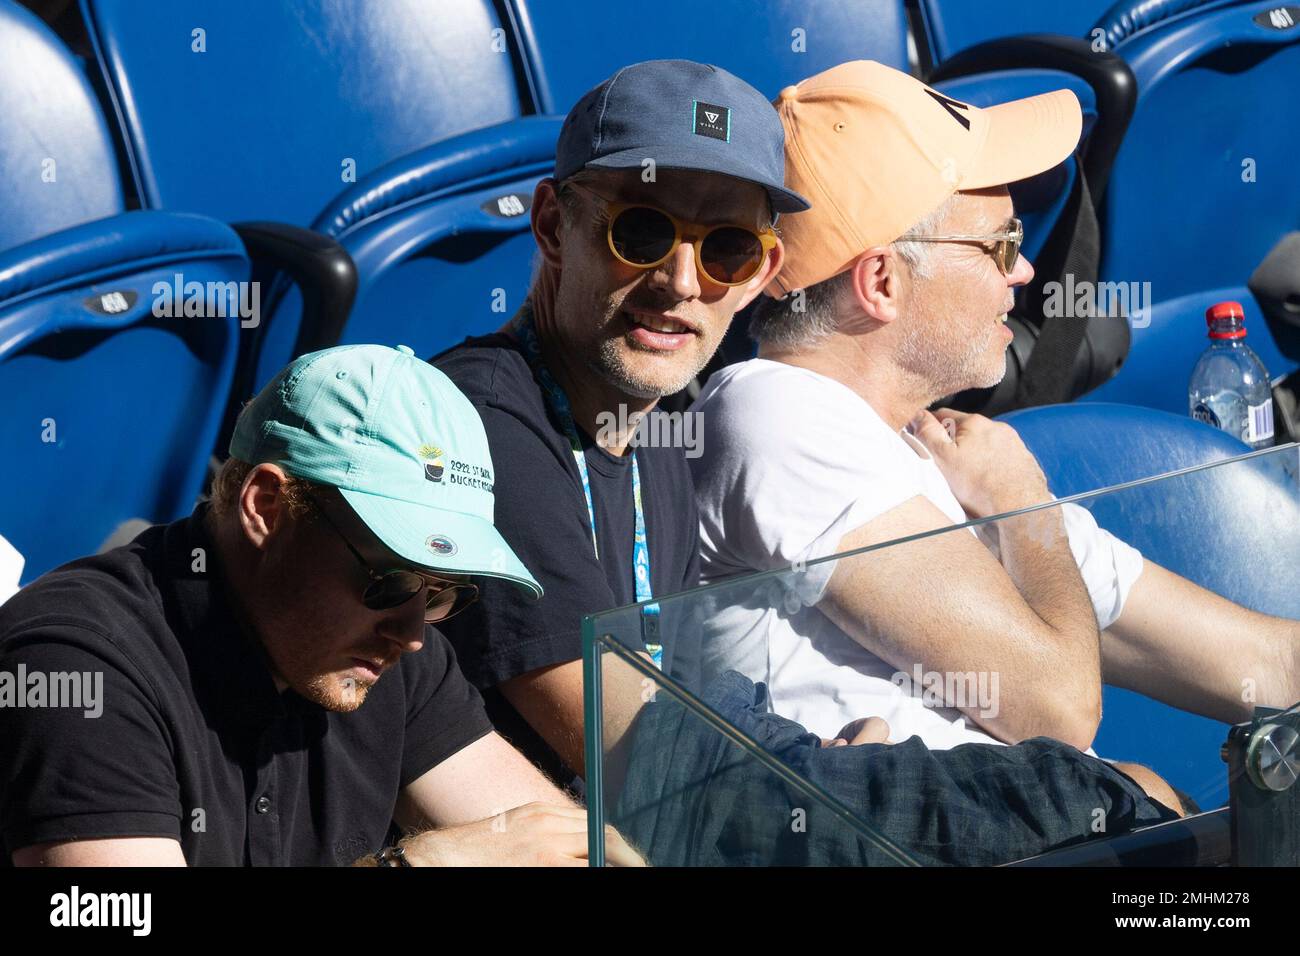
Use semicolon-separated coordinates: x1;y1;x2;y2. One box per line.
511;309;662;667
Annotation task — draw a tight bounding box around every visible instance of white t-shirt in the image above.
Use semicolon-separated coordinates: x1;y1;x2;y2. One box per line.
689;359;1145;750
0;533;24;606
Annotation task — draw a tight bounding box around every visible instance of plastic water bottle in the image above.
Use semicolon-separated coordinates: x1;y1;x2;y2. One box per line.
1188;301;1274;450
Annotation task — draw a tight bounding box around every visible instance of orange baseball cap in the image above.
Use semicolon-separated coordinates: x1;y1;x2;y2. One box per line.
766;60;1082;296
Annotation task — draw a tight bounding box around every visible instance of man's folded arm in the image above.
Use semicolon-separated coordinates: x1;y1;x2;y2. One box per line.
13;837;186;867
394;729;574;831
1101;558;1300;723
497;652;654;781
2;629;185;867
818;494;1103;750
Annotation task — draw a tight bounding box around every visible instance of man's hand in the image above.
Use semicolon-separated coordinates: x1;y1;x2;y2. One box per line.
395;802;645;867
911;409;1052;518
820;716;892;747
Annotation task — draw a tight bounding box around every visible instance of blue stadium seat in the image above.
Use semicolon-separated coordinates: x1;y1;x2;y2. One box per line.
255;115;564;386
0;2;122;249
1089;0;1300;409
1001;402;1300;805
0;0;250;581
1087;287;1293;413
504;0;912;111
80;0;526;226
78;0;541;417
918;0;1139;61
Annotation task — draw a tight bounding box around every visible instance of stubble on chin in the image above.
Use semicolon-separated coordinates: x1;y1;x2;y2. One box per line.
561;283;718;400
297;670;374;712
591;335;704;400
899;308;1008;397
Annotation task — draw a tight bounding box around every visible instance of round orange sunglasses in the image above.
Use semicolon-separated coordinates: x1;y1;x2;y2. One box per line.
566;182;777;287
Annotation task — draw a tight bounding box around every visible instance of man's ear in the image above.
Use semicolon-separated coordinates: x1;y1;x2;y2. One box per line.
735;237;786;311
531;178;565;269
847;246;902;325
238;464;292;552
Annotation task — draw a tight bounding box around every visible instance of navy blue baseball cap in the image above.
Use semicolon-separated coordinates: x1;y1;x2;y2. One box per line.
555;59;810;215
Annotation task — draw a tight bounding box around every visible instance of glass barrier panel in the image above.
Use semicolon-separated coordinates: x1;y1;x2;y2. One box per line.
583;636;921;866
584;443;1300;866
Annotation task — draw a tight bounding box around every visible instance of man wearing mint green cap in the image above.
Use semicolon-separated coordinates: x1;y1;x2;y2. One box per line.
0;344;642;867
229;342;542;611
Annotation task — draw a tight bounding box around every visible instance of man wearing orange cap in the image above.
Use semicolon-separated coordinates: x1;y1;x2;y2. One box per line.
690;61;1298;807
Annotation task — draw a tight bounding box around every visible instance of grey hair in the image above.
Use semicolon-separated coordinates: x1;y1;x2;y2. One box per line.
749;193;961;351
748;270;854;351
890;193;960;281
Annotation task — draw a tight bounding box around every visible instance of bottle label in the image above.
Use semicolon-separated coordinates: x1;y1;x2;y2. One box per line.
1192;403;1221;429
1247;401;1275;443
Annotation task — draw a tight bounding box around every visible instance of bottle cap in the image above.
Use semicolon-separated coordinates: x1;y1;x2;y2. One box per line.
1206;301;1246;323
1205;301;1246;339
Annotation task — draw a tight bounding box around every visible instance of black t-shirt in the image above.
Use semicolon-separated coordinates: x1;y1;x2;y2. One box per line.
0;506;491;866
433;333;701;783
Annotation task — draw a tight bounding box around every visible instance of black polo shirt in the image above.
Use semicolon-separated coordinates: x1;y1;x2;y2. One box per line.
0;505;491;866
433;332;702;785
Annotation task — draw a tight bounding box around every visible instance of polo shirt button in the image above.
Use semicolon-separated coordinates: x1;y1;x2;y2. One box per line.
255;795;272;814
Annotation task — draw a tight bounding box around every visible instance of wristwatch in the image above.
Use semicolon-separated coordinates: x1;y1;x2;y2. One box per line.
373;844;412;867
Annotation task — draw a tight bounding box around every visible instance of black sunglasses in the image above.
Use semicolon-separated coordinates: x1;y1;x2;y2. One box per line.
306;494;478;624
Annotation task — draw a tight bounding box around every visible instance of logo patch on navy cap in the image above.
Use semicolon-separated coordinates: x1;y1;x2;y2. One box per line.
693;101;730;141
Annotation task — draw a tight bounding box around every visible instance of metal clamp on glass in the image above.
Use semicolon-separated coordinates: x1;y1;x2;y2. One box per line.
1224;703;1300;865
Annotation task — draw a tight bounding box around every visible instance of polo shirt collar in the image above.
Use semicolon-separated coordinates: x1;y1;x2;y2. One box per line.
160;504;323;726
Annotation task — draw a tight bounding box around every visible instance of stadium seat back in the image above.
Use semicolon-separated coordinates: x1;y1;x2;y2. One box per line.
505;0;911;110
246;117;561;388
1087;286;1294;413
1002;402;1300;804
80;0;526;225
1098;1;1300;329
0;0;123;250
919;0;1133;60
1068;0;1300;413
0;214;249;581
333;220;539;366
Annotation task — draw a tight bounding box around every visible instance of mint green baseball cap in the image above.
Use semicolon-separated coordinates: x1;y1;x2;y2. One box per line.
230;343;541;598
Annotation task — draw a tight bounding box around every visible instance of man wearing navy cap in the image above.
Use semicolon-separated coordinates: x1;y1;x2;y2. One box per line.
434;60;806;783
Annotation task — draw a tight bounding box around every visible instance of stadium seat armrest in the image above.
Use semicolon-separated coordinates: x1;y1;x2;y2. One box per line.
1091;0;1237;51
927;34;1136;200
313;115;564;241
231;222;357;357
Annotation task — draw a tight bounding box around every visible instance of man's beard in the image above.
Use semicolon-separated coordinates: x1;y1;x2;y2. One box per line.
270;634;379;713
301;671;374;712
590;333;708;399
564;285;716;399
897;304;1007;397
